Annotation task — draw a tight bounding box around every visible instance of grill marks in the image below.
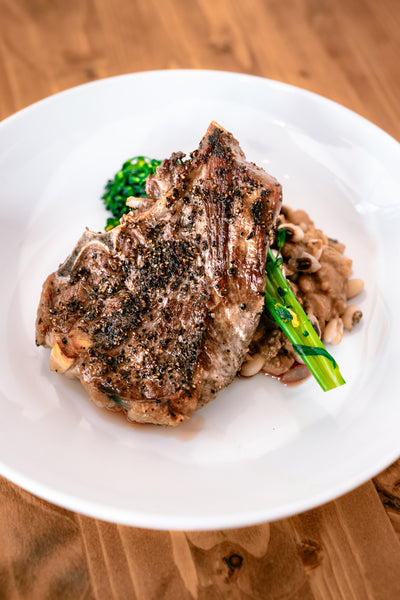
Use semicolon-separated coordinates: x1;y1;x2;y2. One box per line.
36;122;282;425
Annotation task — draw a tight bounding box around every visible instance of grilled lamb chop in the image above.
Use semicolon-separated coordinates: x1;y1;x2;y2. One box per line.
36;122;282;425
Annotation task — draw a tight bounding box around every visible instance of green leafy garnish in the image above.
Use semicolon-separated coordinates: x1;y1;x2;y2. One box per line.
106;216;122;230
102;156;161;230
275;226;287;252
274;305;295;322
292;344;337;369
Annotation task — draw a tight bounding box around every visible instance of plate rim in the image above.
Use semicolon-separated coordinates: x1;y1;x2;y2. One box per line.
1;68;399;148
1;68;399;529
1;441;399;530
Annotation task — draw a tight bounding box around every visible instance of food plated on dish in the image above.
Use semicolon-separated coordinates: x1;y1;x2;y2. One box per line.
36;121;362;426
1;70;398;528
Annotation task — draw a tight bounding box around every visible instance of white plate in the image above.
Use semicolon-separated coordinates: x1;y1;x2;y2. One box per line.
1;70;399;530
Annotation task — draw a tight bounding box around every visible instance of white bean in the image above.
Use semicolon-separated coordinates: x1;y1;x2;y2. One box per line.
346;278;364;299
342;305;363;330
240;353;265;377
322;317;344;345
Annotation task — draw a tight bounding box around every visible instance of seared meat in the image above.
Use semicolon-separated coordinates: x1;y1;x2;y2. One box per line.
36;122;282;425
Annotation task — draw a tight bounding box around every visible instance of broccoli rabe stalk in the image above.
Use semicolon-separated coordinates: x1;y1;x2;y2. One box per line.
102;156;161;230
265;247;345;391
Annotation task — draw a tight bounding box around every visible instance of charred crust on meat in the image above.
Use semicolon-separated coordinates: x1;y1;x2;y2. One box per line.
69;266;91;285
207;130;231;158
250;200;265;227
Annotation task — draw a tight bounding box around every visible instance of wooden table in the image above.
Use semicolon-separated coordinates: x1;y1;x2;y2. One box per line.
1;1;400;598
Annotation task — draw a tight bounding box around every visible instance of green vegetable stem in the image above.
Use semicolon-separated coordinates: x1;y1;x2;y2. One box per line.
265;248;345;391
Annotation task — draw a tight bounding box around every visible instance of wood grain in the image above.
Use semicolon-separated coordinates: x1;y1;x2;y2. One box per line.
1;0;399;140
1;0;400;598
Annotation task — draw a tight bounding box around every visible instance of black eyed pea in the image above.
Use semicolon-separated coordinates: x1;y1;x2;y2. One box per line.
288;252;321;273
278;223;304;243
342;305;363;330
